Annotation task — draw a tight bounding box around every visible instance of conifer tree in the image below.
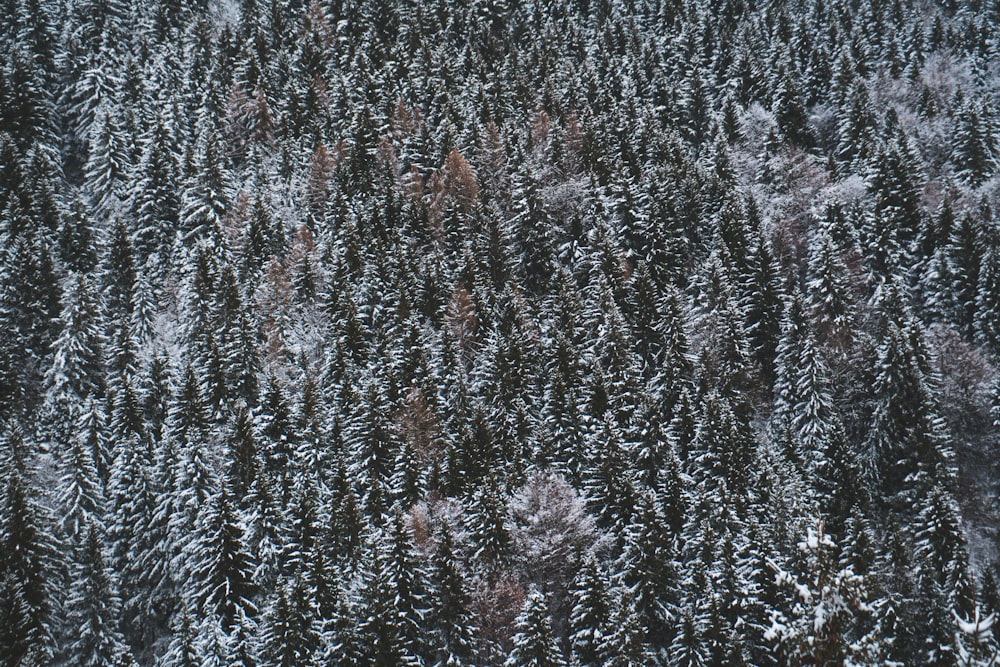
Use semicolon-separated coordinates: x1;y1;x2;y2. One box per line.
85;104;129;214
953;100;997;186
102;216;137;330
791;330;837;480
622;493;677;657
45;272;105;447
259;576;320;667
569;555;611;667
836;82;876;168
865;305;954;509
511;169;556;294
58;195;99;274
428;526;476;666
159;606;200;667
668;607;707;667
359;550;409;666
765;521;882;665
947;210;984;337
467;473;513;573
975;243;1000;356
65;526;137;667
506;590;567;667
180;126;231;248
226;402;260;504
0;433;60;667
600;593;650;667
866;135;922;272
190;484;258;630
130;118;180;267
771;72;813;147
358;520;427;667
806;222;855;352
0;227;61;404
58;419;106;544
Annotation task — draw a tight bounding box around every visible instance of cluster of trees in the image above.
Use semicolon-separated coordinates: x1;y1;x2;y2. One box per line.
2;0;1000;664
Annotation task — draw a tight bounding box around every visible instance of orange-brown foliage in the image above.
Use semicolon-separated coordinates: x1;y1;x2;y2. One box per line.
397;385;441;458
307;145;336;218
446;285;479;359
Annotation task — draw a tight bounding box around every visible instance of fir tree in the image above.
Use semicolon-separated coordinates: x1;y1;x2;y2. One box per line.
765;521;882;665
428;526;476;666
65;526;136;667
506;590;567;667
58;420;106;544
569;555;611;667
180;126;231;248
0;434;60;666
953;100;997;186
259;576;320;667
45;272;105;444
190;485;258;630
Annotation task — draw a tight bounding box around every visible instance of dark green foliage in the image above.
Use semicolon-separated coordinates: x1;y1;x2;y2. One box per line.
0;435;60;666
506;590;566;667
65;527;136;667
428;527;476;665
953;99;997;186
2;0;999;663
190;485;257;629
259;576;320;667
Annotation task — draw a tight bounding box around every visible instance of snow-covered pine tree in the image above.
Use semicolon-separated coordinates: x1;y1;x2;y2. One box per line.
765;521;883;665
568;554;610;667
189;484;257;630
44;272;105;449
65;526;137;667
428;525;476;666
953;99;998;187
58;417;106;544
0;430;61;666
258;575;321;667
506;589;566;667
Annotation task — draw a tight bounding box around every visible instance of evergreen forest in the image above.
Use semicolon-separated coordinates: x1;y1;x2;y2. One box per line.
4;0;1000;664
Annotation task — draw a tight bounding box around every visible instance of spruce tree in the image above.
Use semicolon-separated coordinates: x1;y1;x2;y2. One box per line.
506;590;567;667
259;576;320;667
190;485;258;630
58;420;106;544
45;272;105;446
953;100;997;186
765;521;882;665
0;434;60;667
428;526;476;666
65;526;136;667
569;555;611;667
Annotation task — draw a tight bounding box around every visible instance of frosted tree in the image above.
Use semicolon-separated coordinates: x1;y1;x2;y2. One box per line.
44;272;105;448
506;590;566;667
258;576;321;667
180;125;231;249
0;432;60;667
791;330;837;480
189;484;258;630
427;525;476;666
766;521;883;665
65;526;137;667
954;607;999;667
569;555;610;667
865;305;954;509
84;104;129;215
57;420;106;544
953;99;997;187
600;591;651;667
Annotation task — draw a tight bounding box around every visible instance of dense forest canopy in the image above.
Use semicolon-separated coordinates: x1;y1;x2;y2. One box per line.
2;0;1000;664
